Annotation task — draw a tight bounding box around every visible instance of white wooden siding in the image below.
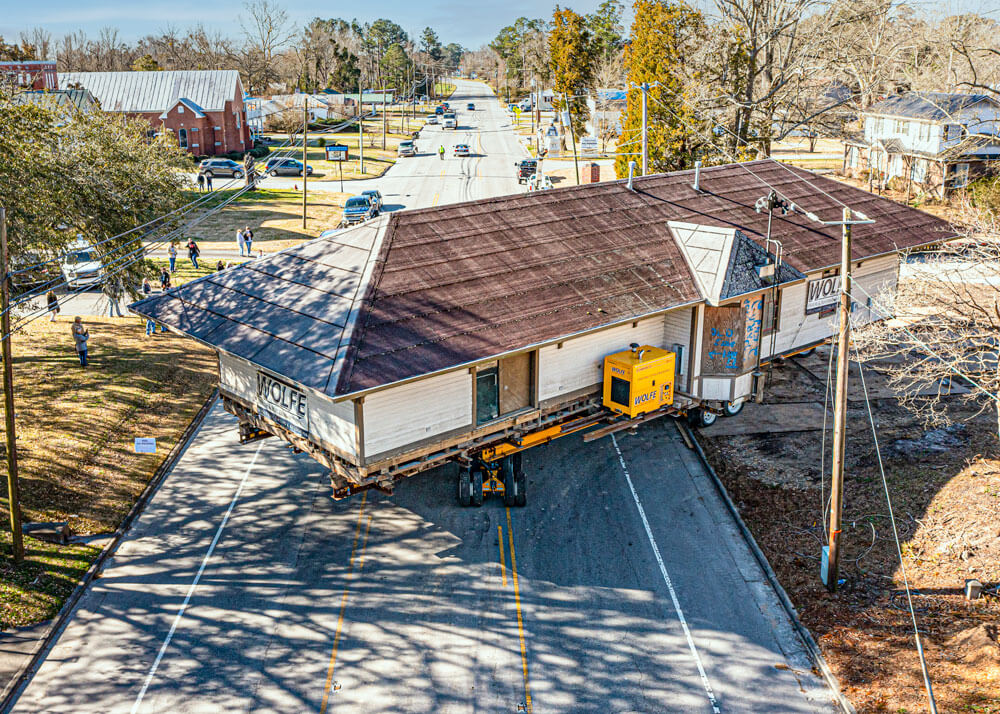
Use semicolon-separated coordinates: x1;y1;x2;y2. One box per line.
538;318;664;401
762;254;899;358
663;307;693;389
218;351;357;457
363;370;473;457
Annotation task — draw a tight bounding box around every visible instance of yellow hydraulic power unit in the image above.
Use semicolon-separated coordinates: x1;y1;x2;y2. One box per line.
602;344;676;418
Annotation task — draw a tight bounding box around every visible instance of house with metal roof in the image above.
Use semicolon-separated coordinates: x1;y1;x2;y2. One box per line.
132;160;954;500
843;91;1000;197
10;88;98;122
60;70;252;156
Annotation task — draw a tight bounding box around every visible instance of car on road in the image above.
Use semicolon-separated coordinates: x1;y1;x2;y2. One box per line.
442;113;457;129
426;114;438;125
362;189;383;212
398;140;416;157
453;144;470;157
514;159;539;184
265;158;313;177
435;106;444;115
60;240;104;289
198;158;243;179
342;195;376;225
527;173;553;191
466;103;475;111
442;102;450;110
11;252;58;297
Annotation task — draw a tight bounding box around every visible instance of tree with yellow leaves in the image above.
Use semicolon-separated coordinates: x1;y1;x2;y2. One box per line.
549;6;594;138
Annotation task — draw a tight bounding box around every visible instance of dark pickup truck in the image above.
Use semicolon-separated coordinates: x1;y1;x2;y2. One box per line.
514;159;538;184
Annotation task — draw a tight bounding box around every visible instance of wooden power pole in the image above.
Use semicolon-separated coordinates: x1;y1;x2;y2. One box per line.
358;78;365;175
0;207;24;563
302;97;308;230
825;206;852;592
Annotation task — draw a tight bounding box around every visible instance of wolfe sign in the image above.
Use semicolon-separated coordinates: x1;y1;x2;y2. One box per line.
805;275;841;314
256;371;309;436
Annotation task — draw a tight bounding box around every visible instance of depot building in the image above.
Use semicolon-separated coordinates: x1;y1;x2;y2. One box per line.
132;159;954;497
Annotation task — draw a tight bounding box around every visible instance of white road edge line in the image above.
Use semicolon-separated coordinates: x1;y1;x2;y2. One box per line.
611;434;722;714
131;440;266;713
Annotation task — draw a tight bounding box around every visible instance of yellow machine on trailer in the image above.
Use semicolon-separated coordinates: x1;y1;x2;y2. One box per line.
457;343;678;507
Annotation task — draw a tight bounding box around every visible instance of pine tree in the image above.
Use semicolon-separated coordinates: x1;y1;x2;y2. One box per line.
549;6;594;138
614;0;704;178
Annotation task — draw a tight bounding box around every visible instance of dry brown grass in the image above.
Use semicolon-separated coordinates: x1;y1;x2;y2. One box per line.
0;317;217;626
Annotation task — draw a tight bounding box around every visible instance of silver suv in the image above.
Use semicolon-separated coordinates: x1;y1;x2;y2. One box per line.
198;158;244;178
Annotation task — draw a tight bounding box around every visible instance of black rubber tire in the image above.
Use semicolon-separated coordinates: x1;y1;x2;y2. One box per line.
722;399;744;417
233;170;244;179
501;458;516;507
458;467;472;507
688;408;718;428
299;169;305;177
514;469;527;507
204;170;214;177
471;468;484;507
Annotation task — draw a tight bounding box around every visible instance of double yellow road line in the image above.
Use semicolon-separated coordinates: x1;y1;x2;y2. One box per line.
500;508;533;713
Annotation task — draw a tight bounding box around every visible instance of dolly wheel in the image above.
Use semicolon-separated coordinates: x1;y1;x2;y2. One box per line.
501;458;517;507
458;467;472;507
471;468;484;507
689;408;718;428
514;470;527;507
722;399;744;417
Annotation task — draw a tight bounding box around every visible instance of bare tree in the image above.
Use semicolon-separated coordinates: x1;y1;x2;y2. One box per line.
854;194;1000;437
19;27;51;60
239;0;294;94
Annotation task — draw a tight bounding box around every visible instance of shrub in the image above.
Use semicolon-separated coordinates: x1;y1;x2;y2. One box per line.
317;137;326;148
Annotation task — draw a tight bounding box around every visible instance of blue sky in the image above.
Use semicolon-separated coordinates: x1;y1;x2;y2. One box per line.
0;0;617;49
1;0;992;51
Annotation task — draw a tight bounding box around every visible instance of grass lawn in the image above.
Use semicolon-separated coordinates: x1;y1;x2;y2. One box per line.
179;188;349;253
0;318;217;628
435;82;456;98
149;257;251;288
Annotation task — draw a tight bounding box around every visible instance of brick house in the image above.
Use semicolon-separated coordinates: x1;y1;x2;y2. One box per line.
0;60;57;90
842;91;1000;198
59;70;252;156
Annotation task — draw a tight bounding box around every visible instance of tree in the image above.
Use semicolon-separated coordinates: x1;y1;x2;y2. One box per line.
240;0;294;94
549;6;594;137
0;36;36;61
266;106;303;142
443;43;464;69
615;0;705;177
421;27;443;61
132;54;161;71
854;197;1000;439
381;44;413;96
586;0;625;63
0;89;189;302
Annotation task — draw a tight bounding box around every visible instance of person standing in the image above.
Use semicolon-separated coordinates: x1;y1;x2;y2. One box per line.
187;238;200;269
168;241;178;273
196;172;205;192
142;278;156;336
236;227;246;257
243;225;254;255
72;317;89;367
205;173;214;191
46;289;59;322
160;267;171;291
106;278;125;318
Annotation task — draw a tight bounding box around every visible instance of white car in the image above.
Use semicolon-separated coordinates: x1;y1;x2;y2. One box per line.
426;115;439;125
527;173;553;192
61;240;104;289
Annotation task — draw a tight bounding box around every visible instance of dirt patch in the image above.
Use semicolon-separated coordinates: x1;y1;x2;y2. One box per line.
698;348;1000;713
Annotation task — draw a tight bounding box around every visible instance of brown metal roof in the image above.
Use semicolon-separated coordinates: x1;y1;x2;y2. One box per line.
132;160;955;399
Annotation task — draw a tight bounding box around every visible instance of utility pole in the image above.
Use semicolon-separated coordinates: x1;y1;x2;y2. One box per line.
640;82;649;176
826;206;852;593
0;208;24;563
564;92;580;186
358;78;365;175
302;98;308;229
382;90;387;150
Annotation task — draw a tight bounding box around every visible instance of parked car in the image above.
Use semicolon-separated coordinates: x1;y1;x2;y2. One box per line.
10;252;58;297
514;159;539;184
442;113;457;130
60;240;104;289
527;173;553;191
266;158;313;177
420;94;429;102
426;114;439;125
466;103;476;111
342;195;376;225
398;140;416;157
454;144;470;157
198;158;243;179
362;189;383;212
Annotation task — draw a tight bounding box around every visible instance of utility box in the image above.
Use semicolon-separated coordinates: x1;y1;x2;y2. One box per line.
581;162;601;184
602;344;676;418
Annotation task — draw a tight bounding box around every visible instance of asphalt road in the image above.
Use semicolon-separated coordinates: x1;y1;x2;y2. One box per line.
12;81;839;712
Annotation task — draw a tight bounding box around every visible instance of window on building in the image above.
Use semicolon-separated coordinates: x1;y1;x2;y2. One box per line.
762;289;780;335
235;112;241;129
475;364;499;425
952;163;970;188
945;124;961;141
178;105;184;114
177;128;188;149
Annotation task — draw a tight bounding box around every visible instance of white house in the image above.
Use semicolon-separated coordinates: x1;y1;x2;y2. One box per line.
843;91;1000;197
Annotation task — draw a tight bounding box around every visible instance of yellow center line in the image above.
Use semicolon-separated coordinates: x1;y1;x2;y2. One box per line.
320;493;371;713
506;507;533;713
497;525;507;587
432;192;440;206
